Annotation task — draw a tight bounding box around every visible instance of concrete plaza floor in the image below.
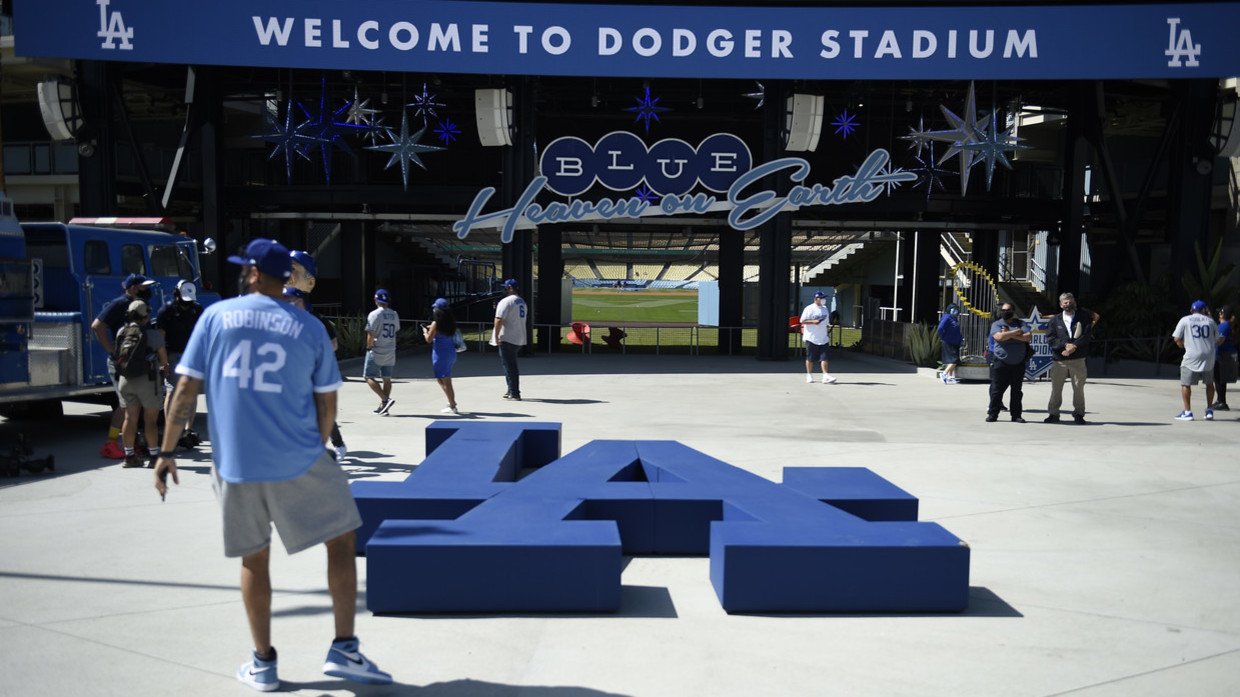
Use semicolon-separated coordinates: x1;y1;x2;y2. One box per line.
2;348;1238;697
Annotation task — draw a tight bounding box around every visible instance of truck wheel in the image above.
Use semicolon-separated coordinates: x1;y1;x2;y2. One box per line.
0;400;65;420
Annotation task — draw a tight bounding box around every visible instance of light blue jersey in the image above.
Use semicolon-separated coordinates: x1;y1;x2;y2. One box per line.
177;293;342;483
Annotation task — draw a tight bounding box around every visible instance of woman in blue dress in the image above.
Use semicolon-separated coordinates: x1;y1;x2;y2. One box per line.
423;298;459;414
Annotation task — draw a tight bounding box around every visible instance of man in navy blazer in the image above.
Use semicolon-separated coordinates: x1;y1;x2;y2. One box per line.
1044;292;1098;424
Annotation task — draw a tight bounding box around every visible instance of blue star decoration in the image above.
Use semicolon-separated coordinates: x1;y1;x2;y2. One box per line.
624;86;671;134
252;98;324;183
365;109;446;190
832;109;860;139
910;143;954;199
960;108;1031;191
633;186;658;204
434;118;461;145
296;77;370;183
407;82;445;125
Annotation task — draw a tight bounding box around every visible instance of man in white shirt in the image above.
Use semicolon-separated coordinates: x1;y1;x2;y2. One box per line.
800;291;837;384
1172;299;1222;421
493;279;528;400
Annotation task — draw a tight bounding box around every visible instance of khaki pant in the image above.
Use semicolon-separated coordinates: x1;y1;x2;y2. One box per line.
1047;357;1088;417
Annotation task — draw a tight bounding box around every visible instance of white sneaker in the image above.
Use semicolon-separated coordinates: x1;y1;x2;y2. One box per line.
805;374;814;384
440;406;459;414
335;445;348;461
237;651;279;692
821;375;838;384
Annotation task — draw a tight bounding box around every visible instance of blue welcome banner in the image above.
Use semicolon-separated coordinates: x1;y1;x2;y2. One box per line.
14;1;1240;79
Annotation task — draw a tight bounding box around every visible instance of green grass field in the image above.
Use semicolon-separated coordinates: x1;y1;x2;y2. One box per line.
571;288;698;323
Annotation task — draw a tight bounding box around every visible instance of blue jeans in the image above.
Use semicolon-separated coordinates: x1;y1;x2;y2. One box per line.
499;342;521;397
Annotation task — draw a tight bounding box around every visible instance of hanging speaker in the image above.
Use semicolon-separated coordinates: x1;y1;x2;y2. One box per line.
784;94;824;152
36;79;83;142
475;88;513;147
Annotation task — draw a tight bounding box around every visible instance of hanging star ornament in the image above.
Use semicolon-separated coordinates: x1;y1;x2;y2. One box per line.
901;115;933;159
407;82;446;124
742;81;765;110
905;82;993;195
252;98;323;183
959;108;1032;191
910;142;954;199
433;118;461;145
624;85;671;134
362;114;391;147
296;77;371;183
832;109;860;138
365;110;446;190
344;85;379;126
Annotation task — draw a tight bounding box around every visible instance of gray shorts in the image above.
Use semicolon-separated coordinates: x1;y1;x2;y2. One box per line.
118;374;163;409
1181;366;1215;387
363;352;394;379
212;451;362;558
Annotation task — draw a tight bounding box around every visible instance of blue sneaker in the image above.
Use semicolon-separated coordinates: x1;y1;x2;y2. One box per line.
1205;408;1215;421
237;650;278;692
323;637;392;685
1175;410;1194;421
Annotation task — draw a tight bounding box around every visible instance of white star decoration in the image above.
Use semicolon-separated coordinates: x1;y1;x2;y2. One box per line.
365;110;445;190
344;85;379;127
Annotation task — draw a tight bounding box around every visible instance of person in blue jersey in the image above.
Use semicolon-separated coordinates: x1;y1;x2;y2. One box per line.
152;239;391;691
1213;306;1236;411
936;304;963;384
364;289;400;415
423;297;459;414
1172;300;1222;421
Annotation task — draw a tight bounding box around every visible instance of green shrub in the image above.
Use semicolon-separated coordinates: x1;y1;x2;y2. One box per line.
907;322;942;367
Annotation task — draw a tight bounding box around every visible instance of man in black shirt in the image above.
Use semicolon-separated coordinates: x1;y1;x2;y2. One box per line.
90;274;156;458
155;280;204;447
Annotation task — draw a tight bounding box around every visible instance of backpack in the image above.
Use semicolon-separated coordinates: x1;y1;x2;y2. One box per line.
114;322;151;379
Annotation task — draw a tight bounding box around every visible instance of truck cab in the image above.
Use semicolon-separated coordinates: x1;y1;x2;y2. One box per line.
0;194;220;417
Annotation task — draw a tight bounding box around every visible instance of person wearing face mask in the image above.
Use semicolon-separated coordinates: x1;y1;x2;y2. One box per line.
91;273;157;459
986;303;1031;422
156;280;205;448
936;303;964;384
1043;292;1097;424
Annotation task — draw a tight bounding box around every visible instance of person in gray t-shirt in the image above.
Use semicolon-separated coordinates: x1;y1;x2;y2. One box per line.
364;289;400;415
1172;299;1222;421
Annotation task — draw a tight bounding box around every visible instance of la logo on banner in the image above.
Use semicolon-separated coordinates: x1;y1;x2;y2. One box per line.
97;0;134;51
1164;17;1200;68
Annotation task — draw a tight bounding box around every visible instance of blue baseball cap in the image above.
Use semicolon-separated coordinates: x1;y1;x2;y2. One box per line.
503;278;519;288
813;291;826;299
1192;299;1208;313
228;239;292;280
289;250;317;277
375;289;391;304
282;286;306;299
122;273;155;290
432;297;449;310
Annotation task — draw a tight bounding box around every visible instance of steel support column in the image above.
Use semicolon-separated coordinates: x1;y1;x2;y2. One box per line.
536;226;563;353
717;229;744;354
76;61;117;216
501;77;537;349
757;82;791;361
1167;79;1218;295
1056;84;1090;296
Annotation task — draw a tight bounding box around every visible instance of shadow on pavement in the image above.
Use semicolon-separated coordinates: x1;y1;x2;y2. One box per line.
281;678;632;696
